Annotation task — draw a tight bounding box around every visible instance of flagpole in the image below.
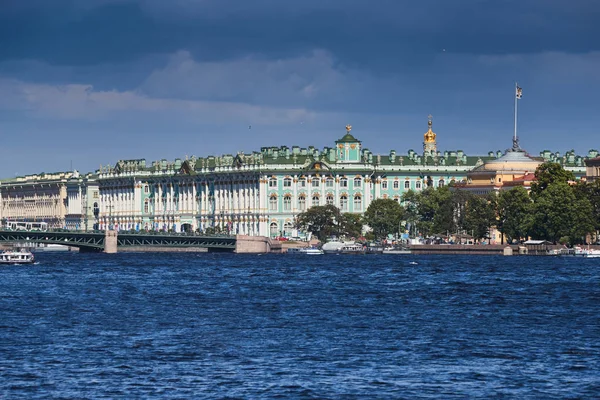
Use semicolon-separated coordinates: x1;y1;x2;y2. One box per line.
513;82;518;149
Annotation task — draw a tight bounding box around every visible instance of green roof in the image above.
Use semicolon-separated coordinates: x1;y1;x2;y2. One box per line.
336;133;360;143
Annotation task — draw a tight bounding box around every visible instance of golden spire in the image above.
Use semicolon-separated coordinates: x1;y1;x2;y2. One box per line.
345;124;352;132
424;114;436;143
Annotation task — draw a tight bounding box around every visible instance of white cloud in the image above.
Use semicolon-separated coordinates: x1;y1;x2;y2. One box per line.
140;49;353;106
0;78;318;125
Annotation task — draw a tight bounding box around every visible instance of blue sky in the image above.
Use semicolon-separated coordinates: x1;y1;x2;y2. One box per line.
1;0;599;176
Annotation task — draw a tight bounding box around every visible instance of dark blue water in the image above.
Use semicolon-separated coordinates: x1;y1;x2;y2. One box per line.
1;253;599;399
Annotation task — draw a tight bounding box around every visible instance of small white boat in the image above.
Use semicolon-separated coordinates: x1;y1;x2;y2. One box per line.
0;249;35;264
287;247;324;255
561;247;600;258
383;247;412;255
340;243;366;254
573;247;600;258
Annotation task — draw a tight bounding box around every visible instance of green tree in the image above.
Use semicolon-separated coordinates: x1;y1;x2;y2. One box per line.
574;179;600;240
530;182;593;244
340;213;363;238
363;198;404;240
497;186;532;244
464;194;497;240
417;186;453;236
295;204;342;241
530;162;576;198
401;190;421;237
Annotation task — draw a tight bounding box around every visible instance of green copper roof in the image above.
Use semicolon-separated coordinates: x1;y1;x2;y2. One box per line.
336;133;360;143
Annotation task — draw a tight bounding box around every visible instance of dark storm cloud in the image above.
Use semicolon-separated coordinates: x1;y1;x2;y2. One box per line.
1;0;598;70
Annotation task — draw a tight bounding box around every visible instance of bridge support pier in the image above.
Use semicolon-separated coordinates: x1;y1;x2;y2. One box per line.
104;230;118;253
235;235;273;253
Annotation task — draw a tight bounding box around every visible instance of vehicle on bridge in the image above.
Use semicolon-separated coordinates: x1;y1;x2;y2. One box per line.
4;221;48;232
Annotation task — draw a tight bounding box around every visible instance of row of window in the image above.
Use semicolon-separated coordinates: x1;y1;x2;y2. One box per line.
269;177;361;188
269;194;363;212
269;178;445;190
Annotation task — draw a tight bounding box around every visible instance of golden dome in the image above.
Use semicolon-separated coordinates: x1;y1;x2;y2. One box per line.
424;119;436;143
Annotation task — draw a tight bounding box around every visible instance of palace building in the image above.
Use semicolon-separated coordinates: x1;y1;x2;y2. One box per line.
1;119;596;237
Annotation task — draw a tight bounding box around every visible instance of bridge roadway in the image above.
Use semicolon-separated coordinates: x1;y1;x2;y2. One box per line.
0;230;237;252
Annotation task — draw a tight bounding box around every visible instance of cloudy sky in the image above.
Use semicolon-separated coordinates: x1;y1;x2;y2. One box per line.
1;0;599;176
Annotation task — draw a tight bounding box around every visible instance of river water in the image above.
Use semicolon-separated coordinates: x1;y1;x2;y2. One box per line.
1;253;599;399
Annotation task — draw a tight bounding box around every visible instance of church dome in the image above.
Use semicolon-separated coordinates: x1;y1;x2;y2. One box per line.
423;119;436;143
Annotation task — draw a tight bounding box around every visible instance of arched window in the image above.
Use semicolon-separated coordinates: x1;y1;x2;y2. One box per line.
354;177;362;188
269;195;278;211
283;195;292;211
326;177;334;187
312;178;320;187
439;179;445;187
416;180;422;190
144;199;149;213
298;195;306;211
312;195;320;207
404;180;410;189
340;195;348;211
298;178;306;188
269;178;278;188
340;178;348;187
270;222;279;238
283;178;292;187
382;181;388;189
326;194;334;205
393;181;399;189
353;195;362;211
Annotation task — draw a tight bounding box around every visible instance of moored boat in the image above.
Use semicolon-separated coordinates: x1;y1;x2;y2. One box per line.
339;243;366;254
560;246;600;258
0;249;35;264
287;247;324;255
382;247;412;255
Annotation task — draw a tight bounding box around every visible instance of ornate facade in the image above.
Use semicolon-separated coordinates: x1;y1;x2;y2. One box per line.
1;121;596;236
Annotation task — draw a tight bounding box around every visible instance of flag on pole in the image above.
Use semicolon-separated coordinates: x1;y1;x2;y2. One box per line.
516;86;522;99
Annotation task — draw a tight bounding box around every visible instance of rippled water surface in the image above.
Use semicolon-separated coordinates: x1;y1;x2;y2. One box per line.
1;252;599;399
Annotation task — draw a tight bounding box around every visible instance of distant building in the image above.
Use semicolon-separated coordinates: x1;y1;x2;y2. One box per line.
585;155;600;182
0;171;97;230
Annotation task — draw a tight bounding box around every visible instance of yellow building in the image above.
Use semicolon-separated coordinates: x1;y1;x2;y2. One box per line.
459;146;542;195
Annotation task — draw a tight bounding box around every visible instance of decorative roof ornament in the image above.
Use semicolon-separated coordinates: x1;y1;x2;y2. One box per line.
424;114;436;143
346;124;352;132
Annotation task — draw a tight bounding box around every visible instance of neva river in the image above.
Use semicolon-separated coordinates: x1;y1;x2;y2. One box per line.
1;253;599;399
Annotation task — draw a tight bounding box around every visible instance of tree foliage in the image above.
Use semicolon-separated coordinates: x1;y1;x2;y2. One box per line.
497;186;532;243
363;198;404;239
530;162;576;198
464;193;497;240
295;205;364;241
295;204;342;241
340;212;363;238
530;182;593;244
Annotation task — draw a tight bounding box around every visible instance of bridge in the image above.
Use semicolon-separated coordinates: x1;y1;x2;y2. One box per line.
0;230;272;253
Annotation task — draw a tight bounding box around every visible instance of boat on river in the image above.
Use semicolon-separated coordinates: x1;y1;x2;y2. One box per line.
560;246;600;258
0;249;35;264
287;247;324;255
339;243;366;254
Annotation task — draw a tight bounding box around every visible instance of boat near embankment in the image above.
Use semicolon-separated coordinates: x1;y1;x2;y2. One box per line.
0;249;35;264
322;241;366;254
287;247;324;255
560;246;600;258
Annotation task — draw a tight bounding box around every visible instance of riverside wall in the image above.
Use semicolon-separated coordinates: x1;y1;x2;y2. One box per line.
410;244;518;255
